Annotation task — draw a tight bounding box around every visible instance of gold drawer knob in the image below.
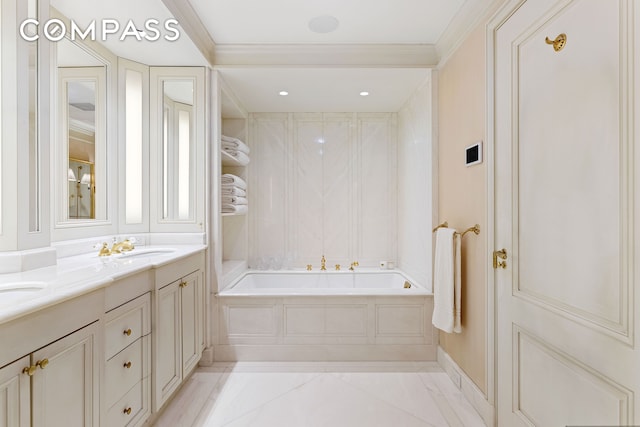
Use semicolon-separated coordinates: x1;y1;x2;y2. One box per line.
22;365;36;376
123;407;132;415
179;281;187;288
123;328;132;336
123;361;132;369
36;359;49;369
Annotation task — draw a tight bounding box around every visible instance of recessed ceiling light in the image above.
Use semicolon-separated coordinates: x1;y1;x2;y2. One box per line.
360;91;370;97
279;91;289;96
308;15;339;34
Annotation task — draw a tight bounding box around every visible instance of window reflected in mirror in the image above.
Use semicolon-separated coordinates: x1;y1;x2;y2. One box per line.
68;159;94;219
162;80;194;220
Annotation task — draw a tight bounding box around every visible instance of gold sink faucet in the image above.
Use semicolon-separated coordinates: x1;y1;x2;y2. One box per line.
111;238;135;254
320;255;327;271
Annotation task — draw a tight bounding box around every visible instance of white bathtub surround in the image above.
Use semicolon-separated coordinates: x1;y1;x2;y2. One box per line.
152;362;487;427
432;227;462;333
248;112;397;270
215;270;436;362
438;347;494;427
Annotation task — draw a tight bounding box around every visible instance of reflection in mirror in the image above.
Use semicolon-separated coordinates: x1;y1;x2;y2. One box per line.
57;37;105;221
162;80;194;220
27;0;39;231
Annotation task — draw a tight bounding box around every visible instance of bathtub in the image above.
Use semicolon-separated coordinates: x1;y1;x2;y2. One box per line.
215;270;437;362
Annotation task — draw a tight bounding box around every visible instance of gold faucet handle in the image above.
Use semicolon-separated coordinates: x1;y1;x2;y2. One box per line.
98;242;111;257
306;264;312;271
349;261;359;271
335;264;341;271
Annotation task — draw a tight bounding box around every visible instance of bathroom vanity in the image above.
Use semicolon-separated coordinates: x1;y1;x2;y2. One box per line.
0;246;205;427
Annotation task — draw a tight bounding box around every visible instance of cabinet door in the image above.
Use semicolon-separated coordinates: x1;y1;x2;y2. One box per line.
31;322;100;427
155;280;182;410
0;356;30;427
180;271;202;376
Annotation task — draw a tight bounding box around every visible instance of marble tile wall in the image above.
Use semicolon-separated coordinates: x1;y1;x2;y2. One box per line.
249;113;397;269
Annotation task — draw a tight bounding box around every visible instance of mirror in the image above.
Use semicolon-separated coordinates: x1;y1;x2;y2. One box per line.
57;37;106;222
27;0;39;231
162;80;194;220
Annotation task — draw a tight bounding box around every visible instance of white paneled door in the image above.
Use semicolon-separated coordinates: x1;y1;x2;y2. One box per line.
495;0;639;425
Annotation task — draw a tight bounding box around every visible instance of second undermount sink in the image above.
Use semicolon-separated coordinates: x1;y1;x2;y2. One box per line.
117;248;176;259
0;281;48;303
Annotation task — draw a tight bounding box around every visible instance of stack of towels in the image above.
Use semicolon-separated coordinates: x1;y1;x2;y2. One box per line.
221;174;248;214
222;135;250;166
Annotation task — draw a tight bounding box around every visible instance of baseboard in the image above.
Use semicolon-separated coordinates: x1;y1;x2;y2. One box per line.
437;346;494;426
199;346;215;366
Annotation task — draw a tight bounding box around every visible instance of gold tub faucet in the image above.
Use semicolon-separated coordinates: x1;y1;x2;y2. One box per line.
349;261;359;271
320;255;327;271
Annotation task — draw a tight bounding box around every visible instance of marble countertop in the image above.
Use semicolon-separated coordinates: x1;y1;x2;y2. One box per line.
0;244;207;325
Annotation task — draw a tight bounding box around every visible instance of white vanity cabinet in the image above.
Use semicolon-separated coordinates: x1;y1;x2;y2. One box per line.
153;252;205;411
104;292;151;427
0;356;30;427
0;322;100;427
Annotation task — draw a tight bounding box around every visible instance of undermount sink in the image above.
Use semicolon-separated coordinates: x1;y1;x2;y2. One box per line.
117;248;176;259
0;281;47;303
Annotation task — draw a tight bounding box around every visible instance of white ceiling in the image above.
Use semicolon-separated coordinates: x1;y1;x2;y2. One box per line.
50;0;481;112
190;0;466;44
218;67;431;113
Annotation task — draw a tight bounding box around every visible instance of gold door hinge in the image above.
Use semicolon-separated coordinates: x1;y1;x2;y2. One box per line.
493;249;507;269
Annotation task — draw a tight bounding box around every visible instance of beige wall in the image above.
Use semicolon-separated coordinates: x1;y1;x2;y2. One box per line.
437;22;488;394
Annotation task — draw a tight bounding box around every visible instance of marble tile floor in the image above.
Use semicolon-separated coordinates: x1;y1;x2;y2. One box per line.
152;362;487;427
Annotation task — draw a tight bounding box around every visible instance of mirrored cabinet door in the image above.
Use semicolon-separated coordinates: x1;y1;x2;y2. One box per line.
150;67;206;232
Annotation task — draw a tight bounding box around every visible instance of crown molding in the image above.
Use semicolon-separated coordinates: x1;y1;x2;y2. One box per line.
435;0;507;68
162;0;216;65
212;44;438;68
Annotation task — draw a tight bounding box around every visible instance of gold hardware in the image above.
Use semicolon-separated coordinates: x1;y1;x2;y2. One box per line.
179;281;187;288
123;328;132;336
306;264;312;271
433;222;480;238
36;359;49;370
111;239;135;254
349;261;359;271
23;365;36;376
493;249;508;269
98;242;111;257
123;361;132;369
545;33;566;52
320;255;327;271
335;264;341;271
124;407;132;415
433;221;448;232
404;281;412;289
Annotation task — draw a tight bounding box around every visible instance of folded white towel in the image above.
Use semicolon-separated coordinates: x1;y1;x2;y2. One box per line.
221;136;250;154
221;174;247;190
432;228;462;333
222;204;248;214
221;186;246;197
221;196;248;205
222;149;250;166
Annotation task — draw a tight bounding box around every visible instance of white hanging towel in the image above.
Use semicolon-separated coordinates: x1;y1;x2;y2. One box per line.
432;228;462;333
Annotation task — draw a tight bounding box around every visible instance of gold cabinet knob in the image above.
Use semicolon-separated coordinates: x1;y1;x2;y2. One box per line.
179;281;187;288
123;328;132;336
36;359;49;370
22;365;36;376
123;361;132;369
123;407;132;415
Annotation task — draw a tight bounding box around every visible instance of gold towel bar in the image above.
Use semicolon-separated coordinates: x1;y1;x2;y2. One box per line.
433;221;480;238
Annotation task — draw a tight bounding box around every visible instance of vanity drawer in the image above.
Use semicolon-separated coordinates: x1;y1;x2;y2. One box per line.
105;293;150;359
107;379;148;427
106;338;144;408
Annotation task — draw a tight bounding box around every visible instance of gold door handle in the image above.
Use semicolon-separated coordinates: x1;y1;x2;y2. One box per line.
123;361;132;369
22;365;36;376
123;328;132;336
36;359;49;370
493;249;508;269
123;407;132;415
